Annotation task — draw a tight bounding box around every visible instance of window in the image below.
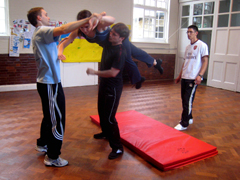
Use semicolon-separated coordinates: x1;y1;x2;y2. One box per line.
0;0;9;36
132;0;170;43
181;2;215;29
217;0;240;27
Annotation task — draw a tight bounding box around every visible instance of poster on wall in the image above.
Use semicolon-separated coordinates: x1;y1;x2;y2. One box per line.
9;28;20;57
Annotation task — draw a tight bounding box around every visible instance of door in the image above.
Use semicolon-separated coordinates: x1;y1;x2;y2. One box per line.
207;0;240;92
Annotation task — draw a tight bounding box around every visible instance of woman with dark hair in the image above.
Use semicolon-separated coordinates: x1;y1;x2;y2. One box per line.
58;10;163;89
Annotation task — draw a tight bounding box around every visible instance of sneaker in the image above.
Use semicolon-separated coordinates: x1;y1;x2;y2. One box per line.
135;77;146;89
189;119;193;124
174;124;187;131
154;59;164;74
44;155;68;167
108;149;123;160
35;145;47;153
93;132;107;139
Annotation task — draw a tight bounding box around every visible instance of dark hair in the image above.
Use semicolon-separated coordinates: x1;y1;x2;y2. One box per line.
111;23;129;40
27;7;43;27
77;10;92;37
188;25;198;32
77;9;92;20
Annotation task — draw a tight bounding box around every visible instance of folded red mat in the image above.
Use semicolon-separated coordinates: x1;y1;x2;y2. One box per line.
90;110;218;171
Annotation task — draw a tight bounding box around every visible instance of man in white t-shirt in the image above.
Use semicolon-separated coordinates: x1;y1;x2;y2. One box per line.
174;25;209;131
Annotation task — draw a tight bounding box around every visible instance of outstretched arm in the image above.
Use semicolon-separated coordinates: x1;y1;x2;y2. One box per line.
97;15;115;32
57;30;78;60
53;17;90;37
88;12;115;33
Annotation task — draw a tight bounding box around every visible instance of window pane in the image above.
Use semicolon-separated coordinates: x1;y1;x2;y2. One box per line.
203;16;213;27
155;32;163;38
231;13;240;26
232;0;240;12
144;31;149;38
218;14;229;27
0;0;4;7
150;18;155;31
0;7;5;19
182;5;190;16
144;18;149;30
193;17;202;28
145;10;154;17
219;0;230;13
194;3;203;15
145;0;155;6
181;18;189;28
149;31;155;38
157;0;166;8
133;7;144;38
156;26;163;32
0;20;5;33
151;0;156;7
134;0;144;5
204;2;214;14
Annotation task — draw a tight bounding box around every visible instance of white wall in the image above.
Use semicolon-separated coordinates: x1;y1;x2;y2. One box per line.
0;0;179;91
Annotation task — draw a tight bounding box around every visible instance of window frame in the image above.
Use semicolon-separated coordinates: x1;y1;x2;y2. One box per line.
131;0;170;44
0;0;9;36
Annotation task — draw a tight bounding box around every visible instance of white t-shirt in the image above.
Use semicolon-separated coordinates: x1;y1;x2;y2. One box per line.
182;39;208;80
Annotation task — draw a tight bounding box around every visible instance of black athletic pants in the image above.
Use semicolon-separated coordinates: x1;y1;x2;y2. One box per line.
37;82;65;159
98;82;123;151
180;79;198;127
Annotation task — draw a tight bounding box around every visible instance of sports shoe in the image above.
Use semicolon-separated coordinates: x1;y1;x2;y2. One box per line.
135;77;146;89
93;132;107;139
35;145;47;153
154;59;164;74
44;155;68;167
174;124;187;131
108;149;123;160
189;119;193;124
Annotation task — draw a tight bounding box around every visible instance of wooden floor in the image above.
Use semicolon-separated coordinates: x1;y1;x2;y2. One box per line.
0;80;240;180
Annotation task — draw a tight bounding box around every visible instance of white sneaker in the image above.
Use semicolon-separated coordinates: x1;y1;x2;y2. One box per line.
44;155;68;167
189;119;193;124
174;124;187;131
35;145;47;153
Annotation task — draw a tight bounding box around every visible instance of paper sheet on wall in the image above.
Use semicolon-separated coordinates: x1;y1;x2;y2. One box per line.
9;28;20;57
62;39;103;63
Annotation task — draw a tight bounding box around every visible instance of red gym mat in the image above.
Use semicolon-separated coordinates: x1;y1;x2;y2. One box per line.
90;110;218;171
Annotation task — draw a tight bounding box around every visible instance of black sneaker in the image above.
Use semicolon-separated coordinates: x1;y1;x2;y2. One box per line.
135;77;146;89
154;59;164;74
108;149;123;160
93;132;107;139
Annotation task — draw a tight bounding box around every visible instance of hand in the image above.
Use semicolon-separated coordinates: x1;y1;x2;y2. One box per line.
175;77;181;84
195;76;202;85
58;53;66;60
88;17;99;31
86;68;95;75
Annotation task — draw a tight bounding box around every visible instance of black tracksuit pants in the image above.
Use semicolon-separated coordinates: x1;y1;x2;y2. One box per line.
180;79;198;127
36;82;65;159
98;82;123;151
